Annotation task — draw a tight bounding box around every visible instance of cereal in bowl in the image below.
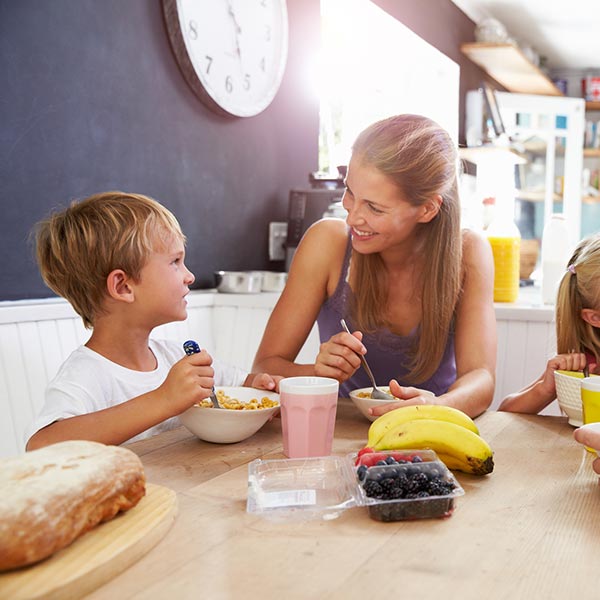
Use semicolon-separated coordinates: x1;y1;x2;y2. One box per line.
197;389;279;410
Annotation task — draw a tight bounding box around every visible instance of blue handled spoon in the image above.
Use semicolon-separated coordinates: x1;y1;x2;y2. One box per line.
183;340;221;409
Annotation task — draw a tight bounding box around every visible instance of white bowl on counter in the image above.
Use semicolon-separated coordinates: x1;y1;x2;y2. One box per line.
349;387;398;422
214;271;263;293
554;370;600;427
179;387;280;443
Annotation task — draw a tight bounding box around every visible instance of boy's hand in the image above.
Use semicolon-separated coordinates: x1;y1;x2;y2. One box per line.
157;349;215;416
244;373;283;392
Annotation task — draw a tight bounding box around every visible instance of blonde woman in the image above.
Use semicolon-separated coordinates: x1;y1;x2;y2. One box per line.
500;233;600;414
253;114;496;418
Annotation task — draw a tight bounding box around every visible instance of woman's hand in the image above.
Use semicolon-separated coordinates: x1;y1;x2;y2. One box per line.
314;330;365;382
574;423;600;475
368;379;436;417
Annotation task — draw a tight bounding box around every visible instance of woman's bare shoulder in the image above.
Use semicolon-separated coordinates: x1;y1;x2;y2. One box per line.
300;218;349;255
461;228;493;263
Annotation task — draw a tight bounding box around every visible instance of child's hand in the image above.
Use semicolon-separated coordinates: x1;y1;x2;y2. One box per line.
157;349;215;416
574;423;600;474
245;373;283;392
538;353;587;396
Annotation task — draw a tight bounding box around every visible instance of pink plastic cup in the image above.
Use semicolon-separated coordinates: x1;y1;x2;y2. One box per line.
279;376;339;458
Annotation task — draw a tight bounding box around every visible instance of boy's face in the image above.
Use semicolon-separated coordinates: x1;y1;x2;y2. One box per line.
130;233;195;327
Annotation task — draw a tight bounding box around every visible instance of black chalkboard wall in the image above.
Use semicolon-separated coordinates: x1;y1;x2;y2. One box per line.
0;0;320;300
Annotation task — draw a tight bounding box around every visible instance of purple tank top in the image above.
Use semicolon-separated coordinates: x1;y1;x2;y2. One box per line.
317;236;457;397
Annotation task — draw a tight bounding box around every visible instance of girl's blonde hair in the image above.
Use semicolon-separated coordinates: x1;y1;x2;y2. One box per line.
556;233;600;363
35;191;185;329
349;114;462;383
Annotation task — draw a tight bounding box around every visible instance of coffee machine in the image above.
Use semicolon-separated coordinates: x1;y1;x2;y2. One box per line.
285;171;346;270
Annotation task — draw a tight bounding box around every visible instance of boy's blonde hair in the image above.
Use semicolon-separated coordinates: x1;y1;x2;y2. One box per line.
556;233;600;363
35;191;185;329
349;114;462;384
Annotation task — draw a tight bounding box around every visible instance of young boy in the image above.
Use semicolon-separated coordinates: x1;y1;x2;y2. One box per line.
26;191;280;449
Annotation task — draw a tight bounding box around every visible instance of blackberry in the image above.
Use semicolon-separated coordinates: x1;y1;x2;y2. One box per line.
406;472;429;493
363;479;383;498
389;487;404;499
428;479;455;496
380;478;397;494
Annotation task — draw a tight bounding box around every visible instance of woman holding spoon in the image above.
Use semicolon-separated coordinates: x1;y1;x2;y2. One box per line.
253;114;496;418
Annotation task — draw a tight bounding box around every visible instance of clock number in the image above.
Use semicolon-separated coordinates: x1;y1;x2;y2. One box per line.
205;55;213;75
188;20;198;41
244;74;251;91
261;0;267;6
265;25;271;41
260;57;266;72
225;75;233;93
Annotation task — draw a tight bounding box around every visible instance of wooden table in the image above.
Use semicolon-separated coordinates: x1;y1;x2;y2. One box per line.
87;400;600;600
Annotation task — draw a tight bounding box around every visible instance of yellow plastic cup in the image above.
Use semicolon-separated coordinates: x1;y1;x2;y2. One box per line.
581;377;600;453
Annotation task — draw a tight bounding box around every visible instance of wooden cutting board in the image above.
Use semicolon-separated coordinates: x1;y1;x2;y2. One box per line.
0;483;177;600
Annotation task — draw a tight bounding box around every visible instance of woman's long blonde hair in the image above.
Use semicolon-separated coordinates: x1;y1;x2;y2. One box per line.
556;233;600;363
349;114;462;384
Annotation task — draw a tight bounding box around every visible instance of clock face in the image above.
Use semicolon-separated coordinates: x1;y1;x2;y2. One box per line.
163;0;288;117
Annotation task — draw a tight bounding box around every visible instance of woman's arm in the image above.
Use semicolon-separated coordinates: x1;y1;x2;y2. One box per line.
253;219;365;380
440;229;497;417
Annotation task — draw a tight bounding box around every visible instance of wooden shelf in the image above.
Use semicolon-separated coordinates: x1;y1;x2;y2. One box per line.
458;145;527;165
516;190;562;203
583;194;600;204
584;148;600;158
461;43;563;96
586;101;600;111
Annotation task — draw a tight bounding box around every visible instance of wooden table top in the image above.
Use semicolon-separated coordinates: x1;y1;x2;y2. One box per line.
87;399;600;600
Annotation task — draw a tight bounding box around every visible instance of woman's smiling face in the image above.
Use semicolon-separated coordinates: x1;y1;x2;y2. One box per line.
342;156;427;255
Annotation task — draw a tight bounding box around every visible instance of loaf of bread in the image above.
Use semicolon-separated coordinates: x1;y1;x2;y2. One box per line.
0;440;146;571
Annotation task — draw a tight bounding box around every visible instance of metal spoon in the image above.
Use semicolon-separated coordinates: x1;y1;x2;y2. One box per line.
339;319;395;400
183;340;221;408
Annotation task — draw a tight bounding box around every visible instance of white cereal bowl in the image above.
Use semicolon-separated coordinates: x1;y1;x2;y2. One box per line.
179;387;280;444
349;387;397;422
554;370;591;427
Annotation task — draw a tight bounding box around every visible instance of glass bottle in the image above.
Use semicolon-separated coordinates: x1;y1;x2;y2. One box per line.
486;212;521;303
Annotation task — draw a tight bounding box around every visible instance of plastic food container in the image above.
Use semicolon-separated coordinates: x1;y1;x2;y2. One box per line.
247;449;464;522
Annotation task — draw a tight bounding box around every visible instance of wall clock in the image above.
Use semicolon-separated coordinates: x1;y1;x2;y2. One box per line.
162;0;288;118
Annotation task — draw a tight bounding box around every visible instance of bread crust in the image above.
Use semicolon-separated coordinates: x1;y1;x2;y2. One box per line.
0;440;146;571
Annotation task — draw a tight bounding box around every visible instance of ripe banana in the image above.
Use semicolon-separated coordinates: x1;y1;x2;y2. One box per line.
372;419;494;475
366;404;479;449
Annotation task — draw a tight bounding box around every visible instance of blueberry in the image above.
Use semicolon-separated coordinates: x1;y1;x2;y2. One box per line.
376;460;387;466
356;465;368;481
385;456;397;465
411;455;423;463
397;459;409;464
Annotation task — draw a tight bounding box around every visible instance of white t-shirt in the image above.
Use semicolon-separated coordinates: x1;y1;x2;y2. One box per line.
25;339;248;445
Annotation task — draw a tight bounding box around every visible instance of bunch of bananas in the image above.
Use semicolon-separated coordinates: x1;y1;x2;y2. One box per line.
365;405;494;475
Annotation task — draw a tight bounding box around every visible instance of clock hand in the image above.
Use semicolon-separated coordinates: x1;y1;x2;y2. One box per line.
226;0;243;61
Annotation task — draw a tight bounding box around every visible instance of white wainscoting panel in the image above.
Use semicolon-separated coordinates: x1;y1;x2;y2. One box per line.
0;289;561;457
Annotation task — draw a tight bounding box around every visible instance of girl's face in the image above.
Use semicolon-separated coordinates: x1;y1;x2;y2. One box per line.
342;157;432;256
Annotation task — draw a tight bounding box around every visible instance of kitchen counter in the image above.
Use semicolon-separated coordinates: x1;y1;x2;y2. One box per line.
86;400;600;600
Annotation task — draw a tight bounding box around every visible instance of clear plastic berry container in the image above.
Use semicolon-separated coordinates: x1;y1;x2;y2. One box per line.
354;450;464;522
247;449;464;522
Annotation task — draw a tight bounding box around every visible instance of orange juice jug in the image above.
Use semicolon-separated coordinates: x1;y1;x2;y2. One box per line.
486;217;521;303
